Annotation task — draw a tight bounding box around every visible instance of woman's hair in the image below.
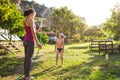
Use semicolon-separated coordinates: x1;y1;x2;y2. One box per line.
24;9;35;17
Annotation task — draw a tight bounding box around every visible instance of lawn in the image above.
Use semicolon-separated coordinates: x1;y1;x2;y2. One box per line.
0;43;120;80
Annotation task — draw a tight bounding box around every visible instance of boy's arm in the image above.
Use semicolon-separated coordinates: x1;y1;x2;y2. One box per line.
55;40;57;52
62;38;65;51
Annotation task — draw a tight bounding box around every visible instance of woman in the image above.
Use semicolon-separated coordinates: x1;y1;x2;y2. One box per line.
55;33;65;66
23;9;42;80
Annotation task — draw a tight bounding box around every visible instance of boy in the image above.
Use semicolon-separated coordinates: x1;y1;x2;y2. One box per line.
55;33;65;66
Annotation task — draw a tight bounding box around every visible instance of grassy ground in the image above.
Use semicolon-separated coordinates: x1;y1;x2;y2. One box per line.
0;43;120;80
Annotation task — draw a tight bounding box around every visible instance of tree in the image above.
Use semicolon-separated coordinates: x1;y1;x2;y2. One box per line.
0;0;24;42
102;3;120;40
20;0;50;17
47;7;86;42
82;26;105;41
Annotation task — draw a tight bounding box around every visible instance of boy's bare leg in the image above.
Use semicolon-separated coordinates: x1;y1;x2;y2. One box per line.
56;52;59;66
60;52;63;66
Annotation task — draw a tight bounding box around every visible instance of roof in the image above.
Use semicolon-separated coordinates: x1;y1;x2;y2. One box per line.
0;35;6;40
0;34;21;41
46;32;56;36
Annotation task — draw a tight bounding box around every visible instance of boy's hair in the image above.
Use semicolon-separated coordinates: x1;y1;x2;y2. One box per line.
57;33;64;38
61;33;64;38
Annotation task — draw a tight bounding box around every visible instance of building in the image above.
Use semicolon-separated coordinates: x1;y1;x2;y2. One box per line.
46;32;56;43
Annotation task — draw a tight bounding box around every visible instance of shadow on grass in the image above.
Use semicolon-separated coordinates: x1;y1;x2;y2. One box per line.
0;55;44;77
33;66;61;77
0;52;8;56
89;53;120;80
52;65;92;80
68;46;88;49
50;53;120;80
88;50;99;55
31;43;120;80
0;57;24;77
59;43;120;79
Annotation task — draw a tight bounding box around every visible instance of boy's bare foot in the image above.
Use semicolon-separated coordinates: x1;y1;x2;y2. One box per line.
60;65;64;67
55;65;58;67
24;76;34;80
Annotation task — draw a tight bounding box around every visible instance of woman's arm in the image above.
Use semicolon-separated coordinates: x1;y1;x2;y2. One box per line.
36;27;42;33
29;19;42;48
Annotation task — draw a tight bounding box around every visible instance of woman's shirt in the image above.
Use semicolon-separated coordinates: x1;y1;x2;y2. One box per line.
23;23;36;42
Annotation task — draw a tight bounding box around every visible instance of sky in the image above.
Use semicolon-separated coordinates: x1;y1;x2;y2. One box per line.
28;0;119;26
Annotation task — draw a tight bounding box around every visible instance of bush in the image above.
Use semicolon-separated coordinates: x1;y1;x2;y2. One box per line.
72;33;81;42
38;31;49;45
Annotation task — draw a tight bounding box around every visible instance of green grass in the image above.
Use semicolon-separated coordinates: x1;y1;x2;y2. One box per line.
0;43;120;80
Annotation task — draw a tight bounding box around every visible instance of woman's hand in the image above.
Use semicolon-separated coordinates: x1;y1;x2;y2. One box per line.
37;43;42;49
38;27;42;31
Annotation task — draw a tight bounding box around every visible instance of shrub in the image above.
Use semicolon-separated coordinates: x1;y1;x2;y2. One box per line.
38;31;49;45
